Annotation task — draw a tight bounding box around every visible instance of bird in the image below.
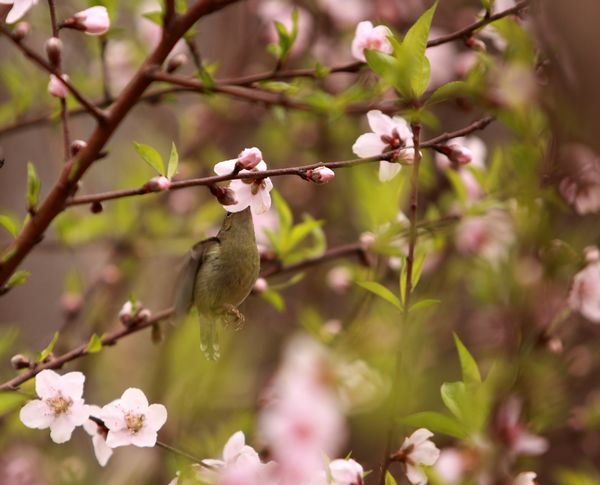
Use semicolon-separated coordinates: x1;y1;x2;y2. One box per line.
173;207;260;360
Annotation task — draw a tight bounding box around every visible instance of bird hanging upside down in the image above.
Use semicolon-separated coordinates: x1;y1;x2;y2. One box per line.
174;207;260;360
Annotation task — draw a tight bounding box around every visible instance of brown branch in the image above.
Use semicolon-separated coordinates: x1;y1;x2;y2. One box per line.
0;0;244;288
0;24;107;123
64;116;494;207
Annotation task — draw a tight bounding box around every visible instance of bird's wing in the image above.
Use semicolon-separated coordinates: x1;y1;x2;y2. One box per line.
173;237;220;323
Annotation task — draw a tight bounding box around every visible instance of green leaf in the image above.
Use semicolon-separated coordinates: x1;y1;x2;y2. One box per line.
425;81;469;106
440;381;469;423
356;281;402;310
364;50;408;97
314;62;331;78
441;381;489;432
481;0;494;13
409;299;441;312
37;332;59;363
453;333;482;384
134;142;164;175
87;334;103;354
26;161;41;211
0;214;18;237
270;9;298;63
142;11;162;26
261;289;285;312
272;191;293;231
5;270;30;291
0;393;26;416
167;142;179;179
268;272;305;292
400;411;467;439
385;471;398;485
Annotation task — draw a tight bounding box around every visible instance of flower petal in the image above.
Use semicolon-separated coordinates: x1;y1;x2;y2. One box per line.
406;463;428;485
367;110;395;136
100;403;126;431
120;388;149;411
92;435;113;466
106;429;133;448
352;133;386;158
224;181;253;212
214;159;237;176
19;400;54;429
69;401;91;426
411;441;440;466
145;403;167;431
407;428;434;446
251;186;272;215
130;427;158;447
35;369;62;399
379;161;402;182
83;405;103;436
49;414;76;443
6;0;36;23
223;431;246;462
58;372;85;399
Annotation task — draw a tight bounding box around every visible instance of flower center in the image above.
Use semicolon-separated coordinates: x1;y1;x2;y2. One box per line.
380;128;405;152
125;412;145;433
46;395;72;416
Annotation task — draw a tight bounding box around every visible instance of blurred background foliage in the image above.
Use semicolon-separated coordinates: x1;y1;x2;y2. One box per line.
0;0;600;484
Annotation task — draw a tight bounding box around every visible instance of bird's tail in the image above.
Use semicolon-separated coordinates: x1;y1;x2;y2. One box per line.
199;318;221;361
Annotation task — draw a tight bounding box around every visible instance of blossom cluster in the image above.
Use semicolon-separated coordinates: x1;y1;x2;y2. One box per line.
19;369;167;467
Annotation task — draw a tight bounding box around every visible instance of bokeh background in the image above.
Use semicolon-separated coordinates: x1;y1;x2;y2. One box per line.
1;0;600;484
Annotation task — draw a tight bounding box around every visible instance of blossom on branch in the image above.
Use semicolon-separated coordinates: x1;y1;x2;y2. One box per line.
351;21;392;62
352;110;415;182
19;370;90;444
392;428;440;485
214;149;274;215
47;74;69;99
83;405;113;466
569;258;600;323
0;0;38;24
100;388;167;448
66;6;110;35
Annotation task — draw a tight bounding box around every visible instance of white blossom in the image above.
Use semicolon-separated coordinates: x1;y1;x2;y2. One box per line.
83;405;113;466
0;0;38;24
351;21;393;62
569;261;600;323
100;388;167;448
19;370;90;444
329;458;364;485
72;6;110;35
352;110;415;182
395;428;440;485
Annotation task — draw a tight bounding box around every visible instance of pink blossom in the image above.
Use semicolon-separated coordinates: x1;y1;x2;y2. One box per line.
214;159;274;215
434;448;467;485
569;261;600;323
316;0;370;28
455;210;514;265
496;397;549;457
83;405;113;466
253;209;279;254
47;74;69;99
351;21;393;62
393;429;440;485
326;266;353;294
328;458;364;485
0;0;38;24
308;166;336;184
238;147;263;170
19;370;90;444
352;110;414;182
72;6;110;35
149;175;172;191
254;277;269;293
100;388;167;448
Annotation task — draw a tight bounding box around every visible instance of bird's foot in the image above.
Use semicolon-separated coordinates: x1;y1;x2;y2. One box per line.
221;304;245;330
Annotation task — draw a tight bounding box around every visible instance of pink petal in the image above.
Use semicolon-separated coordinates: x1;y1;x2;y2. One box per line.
49;414;76;443
120;388;149;411
412;441;440;466
352;133;386;158
406;463;427;485
367;110;395;135
407;428;434;446
223;431;246;462
214;159;238;176
19;400;54;429
145;403;167;431
59;372;85;400
69;401;91;426
92;435;113;466
100;403;126;431
379;161;402;182
251;187;272;215
35;369;62;399
130;427;158;447
6;0;36;23
83;405;103;436
106;429;133;448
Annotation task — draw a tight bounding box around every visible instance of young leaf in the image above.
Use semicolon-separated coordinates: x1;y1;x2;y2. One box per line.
87;334;103;354
261;289;285;312
425;81;469;106
385;471;398;485
400;411;467;439
272;191;293;232
356;281;402;310
0;393;26;416
0;214;18;237
5;270;30;291
26;161;41;211
167;142;179;179
142;11;162;26
37;332;59;363
409;299;441;313
134;142;164;175
453;333;482;384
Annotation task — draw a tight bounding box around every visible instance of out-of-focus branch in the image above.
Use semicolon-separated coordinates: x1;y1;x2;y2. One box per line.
64;116;494;207
0;23;107;122
0;0;244;289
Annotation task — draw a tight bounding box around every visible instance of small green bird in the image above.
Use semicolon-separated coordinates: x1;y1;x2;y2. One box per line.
174;207;260;360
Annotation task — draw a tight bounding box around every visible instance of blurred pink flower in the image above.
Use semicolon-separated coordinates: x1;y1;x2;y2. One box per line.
426;29;459;89
316;0;370;28
47;74;69;99
0;0;37;24
352;110;415;182
214;158;274;215
328;458;364;485
351;21;392;62
455;210;514;265
253;208;279;254
100;388;167;448
393;428;440;485
569;261;600;323
434;448;467;485
258;0;313;56
19;370;90;444
327;266;353;294
496;397;549;457
72;6;110;35
513;472;537;485
83;405;113;466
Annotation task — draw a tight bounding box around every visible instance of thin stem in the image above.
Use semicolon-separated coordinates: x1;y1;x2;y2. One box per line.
46;0;59;37
60;98;71;160
99;37;112;103
156;441;212;466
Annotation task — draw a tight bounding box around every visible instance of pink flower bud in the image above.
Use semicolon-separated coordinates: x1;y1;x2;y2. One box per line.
147;175;172;191
465;36;487;52
237;147;263;170
585;246;600;264
307;166;335;184
443;144;473;166
13;22;31;41
10;354;31;370
253;277;268;293
70;139;87;156
48;74;69;99
72;6;110;35
45;37;63;66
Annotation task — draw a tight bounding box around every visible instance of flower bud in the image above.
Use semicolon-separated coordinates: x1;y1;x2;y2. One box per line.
465;36;486;52
253;277;268;293
13;22;31;41
45;37;63;66
63;6;110;36
70;140;87;156
584;246;600;264
237;147;263;170
166;53;188;73
547;337;563;354
146;175;172;192
439;144;473;166
48;74;69;99
10;354;31;370
307;166;335;184
61;293;83;319
138;308;152;321
119;301;134;326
